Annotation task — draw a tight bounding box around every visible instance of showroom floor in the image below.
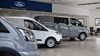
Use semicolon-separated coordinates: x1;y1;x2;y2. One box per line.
39;36;100;56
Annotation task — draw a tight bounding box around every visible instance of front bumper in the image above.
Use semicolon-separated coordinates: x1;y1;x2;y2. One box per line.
56;39;62;44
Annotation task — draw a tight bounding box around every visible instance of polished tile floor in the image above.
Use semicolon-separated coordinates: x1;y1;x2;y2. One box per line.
39;36;100;56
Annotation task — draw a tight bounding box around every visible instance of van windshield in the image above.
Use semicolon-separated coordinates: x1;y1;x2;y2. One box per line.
24;20;48;31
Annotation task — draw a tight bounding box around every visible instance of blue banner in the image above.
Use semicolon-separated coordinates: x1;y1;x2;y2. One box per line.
0;0;52;12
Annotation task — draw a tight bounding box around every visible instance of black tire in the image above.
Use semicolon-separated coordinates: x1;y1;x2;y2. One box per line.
78;33;86;41
0;52;15;56
45;38;56;48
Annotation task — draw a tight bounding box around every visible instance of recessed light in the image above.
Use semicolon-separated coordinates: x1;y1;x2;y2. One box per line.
9;11;11;13
27;13;30;14
42;14;44;15
23;10;26;11
51;0;60;1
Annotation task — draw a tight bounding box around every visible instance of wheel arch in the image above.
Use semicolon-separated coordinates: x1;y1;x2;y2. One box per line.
45;36;57;44
0;47;21;56
78;32;87;38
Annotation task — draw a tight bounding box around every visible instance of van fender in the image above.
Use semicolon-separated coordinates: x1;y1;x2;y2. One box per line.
45;36;57;44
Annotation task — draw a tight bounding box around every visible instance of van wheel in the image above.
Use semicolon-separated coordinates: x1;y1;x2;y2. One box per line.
46;38;56;48
0;52;15;56
78;33;86;41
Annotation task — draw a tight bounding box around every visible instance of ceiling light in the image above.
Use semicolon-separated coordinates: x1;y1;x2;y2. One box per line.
51;0;60;1
9;11;11;13
27;13;30;14
42;14;44;15
23;10;26;11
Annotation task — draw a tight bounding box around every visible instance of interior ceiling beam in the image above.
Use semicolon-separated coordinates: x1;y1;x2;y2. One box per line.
78;2;100;6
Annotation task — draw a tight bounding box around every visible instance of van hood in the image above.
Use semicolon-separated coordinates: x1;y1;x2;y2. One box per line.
47;28;62;35
47;28;57;32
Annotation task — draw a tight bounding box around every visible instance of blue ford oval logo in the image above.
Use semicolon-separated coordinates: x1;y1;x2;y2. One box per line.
14;1;25;7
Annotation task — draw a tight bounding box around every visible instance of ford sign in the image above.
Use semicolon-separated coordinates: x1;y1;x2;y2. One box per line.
14;1;25;7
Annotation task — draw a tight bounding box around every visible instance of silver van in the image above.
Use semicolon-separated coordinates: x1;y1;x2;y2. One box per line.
35;16;89;41
0;16;39;56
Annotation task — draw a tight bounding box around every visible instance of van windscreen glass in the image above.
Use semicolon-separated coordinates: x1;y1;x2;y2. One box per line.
24;20;48;31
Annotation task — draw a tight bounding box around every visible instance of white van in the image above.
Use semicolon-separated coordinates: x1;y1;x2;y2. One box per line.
5;16;62;48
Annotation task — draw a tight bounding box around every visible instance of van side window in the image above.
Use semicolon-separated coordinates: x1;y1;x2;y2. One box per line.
24;20;47;31
54;17;69;25
0;22;9;33
70;18;83;27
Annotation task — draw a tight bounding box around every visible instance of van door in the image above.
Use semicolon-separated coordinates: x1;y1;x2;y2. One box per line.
54;17;69;38
69;18;82;37
58;23;69;38
24;20;47;44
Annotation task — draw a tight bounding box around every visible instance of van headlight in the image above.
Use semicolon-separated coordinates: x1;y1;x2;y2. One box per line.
18;28;36;42
55;31;61;35
25;31;36;42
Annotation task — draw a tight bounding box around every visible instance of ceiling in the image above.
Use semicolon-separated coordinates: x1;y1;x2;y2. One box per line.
30;0;100;10
0;9;68;17
0;9;87;18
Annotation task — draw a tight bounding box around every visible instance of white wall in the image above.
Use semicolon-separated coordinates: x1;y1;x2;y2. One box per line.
52;4;91;16
90;10;100;30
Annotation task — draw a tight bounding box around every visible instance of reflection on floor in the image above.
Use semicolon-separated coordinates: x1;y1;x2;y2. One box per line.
39;36;100;56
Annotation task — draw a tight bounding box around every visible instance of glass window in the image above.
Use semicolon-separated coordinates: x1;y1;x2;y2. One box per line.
24;21;34;30
70;18;83;27
54;17;69;25
78;19;84;25
42;22;55;29
0;22;9;33
24;20;47;31
70;18;76;26
58;23;67;27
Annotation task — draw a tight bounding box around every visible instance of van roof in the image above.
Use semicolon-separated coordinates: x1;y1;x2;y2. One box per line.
4;16;36;22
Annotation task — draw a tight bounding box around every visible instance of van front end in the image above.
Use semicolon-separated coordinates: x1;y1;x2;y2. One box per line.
48;29;62;45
